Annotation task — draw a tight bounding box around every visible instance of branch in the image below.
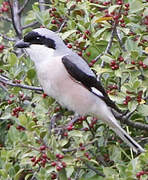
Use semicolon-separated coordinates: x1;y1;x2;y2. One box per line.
0;33;16;42
115;28;126;52
21;21;39;30
38;0;45;12
84;163;105;177
0;16;12;22
0;75;43;92
57;18;67;33
114;110;148;130
18;0;30;14
120;116;148;131
8;0;22;38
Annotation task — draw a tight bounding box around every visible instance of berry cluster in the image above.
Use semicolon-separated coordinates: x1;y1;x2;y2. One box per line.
0;45;4;52
0;1;9;13
11;106;24;118
107;84;118;95
16;125;25;131
30;145;67;179
131;60;148;69
136;171;148;180
49;7;64;28
123;91;143;105
110;60;119;70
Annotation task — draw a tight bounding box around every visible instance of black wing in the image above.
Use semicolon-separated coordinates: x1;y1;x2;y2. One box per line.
62;55;121;113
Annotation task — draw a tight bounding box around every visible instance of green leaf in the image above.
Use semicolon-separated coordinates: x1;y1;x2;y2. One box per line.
27;69;36;79
128;101;138;112
65;166;74;178
94;27;108;38
19;114;28;126
130;0;144;13
8;53;17;66
68;130;83;137
109;145;121;163
61;30;77;40
138;104;148;116
59;169;67;180
133;80;141;89
103;167;118;178
108;5;120;14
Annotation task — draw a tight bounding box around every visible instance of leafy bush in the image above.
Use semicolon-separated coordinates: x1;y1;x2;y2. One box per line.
0;0;148;179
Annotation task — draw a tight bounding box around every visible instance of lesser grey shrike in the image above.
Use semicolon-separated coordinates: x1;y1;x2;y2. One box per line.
15;28;145;153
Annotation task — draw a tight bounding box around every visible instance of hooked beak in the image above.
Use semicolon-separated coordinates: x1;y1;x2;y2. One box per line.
15;40;30;48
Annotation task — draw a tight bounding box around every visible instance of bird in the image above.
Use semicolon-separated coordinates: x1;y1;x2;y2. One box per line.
15;28;145;153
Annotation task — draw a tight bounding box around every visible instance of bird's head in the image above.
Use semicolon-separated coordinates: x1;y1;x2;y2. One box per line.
15;28;67;63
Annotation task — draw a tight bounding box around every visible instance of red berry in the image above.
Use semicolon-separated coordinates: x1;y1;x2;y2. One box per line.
120;23;126;27
80;146;85;151
31;157;36;162
131;60;136;65
77;51;82;56
79;143;83;147
110;60;116;66
8;100;13;104
123;12;128;16
56;165;62;171
42;93;47;98
63;132;68;136
118;56;124;62
85;30;90;35
3;2;10;6
84;152;89;157
86;52;91;57
2;7;8;12
42;153;47;159
126;96;131;102
125;3;129;8
67;125;73;131
138;61;143;66
51;19;57;24
89;62;93;67
119;19;124;23
67;44;72;48
0;45;4;51
58;154;64;159
61;161;67;168
40;145;46;151
117;1;123;5
143;64;147;69
54;106;61;112
51;162;57;166
123;100;128;105
51;173;57;179
82;34;87;39
51;7;56;11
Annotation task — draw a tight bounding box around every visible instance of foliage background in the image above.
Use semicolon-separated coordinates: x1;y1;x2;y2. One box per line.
0;0;148;179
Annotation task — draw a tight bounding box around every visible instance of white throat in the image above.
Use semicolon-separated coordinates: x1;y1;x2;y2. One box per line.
25;44;55;64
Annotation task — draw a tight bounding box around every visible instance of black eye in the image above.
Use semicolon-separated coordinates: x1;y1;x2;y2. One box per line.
24;31;56;49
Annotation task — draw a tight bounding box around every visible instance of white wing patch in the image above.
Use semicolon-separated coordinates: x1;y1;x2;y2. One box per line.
91;87;104;97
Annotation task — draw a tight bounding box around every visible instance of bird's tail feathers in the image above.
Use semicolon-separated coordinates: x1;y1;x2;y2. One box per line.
108;116;145;153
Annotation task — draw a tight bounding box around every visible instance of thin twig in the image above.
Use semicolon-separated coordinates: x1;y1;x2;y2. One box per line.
85;163;105;177
0;75;43;92
8;0;22;38
0;33;16;42
18;0;30;14
115;28;126;52
22;21;39;30
57;19;67;33
120;116;148;131
38;0;45;12
0;16;12;22
74;167;81;180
